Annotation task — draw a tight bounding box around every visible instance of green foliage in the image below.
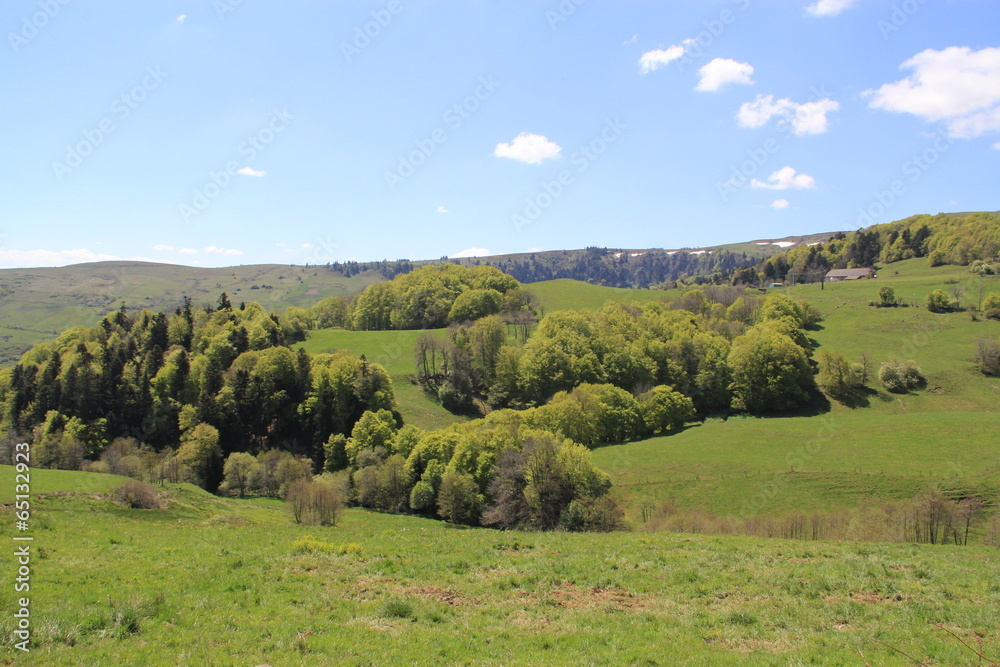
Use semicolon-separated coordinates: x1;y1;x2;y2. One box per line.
638;385;695;433
351;264;524;331
436;470;483;524
926;289;959;313
176;423;222;489
447;288;503;323
727;326;814;412
816;350;865;398
878;285;899;307
977;339;1000;376
221;452;257;496
984;293;1000;319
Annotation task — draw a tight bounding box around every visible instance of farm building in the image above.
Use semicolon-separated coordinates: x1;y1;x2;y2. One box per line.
825;268;874;282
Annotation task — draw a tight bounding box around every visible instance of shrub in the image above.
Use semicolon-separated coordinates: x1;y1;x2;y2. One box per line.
878;286;899;307
977;339;1000;376
112;480;161;509
984;293;1000;320
926;289;958;313
879;360;924;393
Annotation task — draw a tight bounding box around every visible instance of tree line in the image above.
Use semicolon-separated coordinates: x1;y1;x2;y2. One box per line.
0;296;395;489
733;211;1000;287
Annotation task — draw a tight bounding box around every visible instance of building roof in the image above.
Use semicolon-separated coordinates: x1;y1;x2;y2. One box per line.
825;268;873;278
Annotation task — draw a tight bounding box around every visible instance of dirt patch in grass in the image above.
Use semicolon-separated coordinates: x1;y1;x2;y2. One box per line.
402;585;473;606
546;584;646;610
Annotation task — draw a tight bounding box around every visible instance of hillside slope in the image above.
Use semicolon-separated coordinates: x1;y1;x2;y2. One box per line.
2;467;997;665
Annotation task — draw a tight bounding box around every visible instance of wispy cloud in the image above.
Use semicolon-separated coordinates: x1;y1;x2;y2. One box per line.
153;244;175;252
639;46;685;74
751;166;816;190
771;199;790;210
449;247;490;258
737;94;840;135
437;205;450;214
204;246;243;256
237;166;266;177
805;0;859;17
176;14;187;23
494;133;561;164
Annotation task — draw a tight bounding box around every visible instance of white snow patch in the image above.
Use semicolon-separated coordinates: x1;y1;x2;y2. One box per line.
629;252;644;257
755;242;770;245
666;251;677;255
772;241;796;248
807;242;821;246
690;250;709;255
613;252;623;258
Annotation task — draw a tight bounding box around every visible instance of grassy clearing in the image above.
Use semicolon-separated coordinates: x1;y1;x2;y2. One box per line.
295;328;466;431
2;467;998;665
527;279;671;313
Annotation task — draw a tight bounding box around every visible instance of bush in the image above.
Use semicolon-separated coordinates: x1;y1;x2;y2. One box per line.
112;480;161;509
437;471;483;525
977;339;1000;376
926;289;958;313
879;360;924;393
878;286;899;307
984;293;1000;320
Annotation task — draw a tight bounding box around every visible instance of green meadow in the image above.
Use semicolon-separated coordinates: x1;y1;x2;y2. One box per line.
2;467;999;665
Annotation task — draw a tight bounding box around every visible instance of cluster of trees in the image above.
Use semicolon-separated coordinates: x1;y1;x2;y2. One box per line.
284;264;533;332
420;289;822;417
317;401;630;531
735;212;1000;287
0;298;396;489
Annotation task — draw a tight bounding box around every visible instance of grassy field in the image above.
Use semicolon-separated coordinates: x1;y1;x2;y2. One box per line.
592;258;1000;522
294;328;468;432
0;261;383;365
2;467;999;665
527;279;671;313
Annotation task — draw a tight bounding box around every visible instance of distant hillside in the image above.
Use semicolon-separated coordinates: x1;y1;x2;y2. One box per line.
0;262;383;365
0;232;837;365
737;211;1000;285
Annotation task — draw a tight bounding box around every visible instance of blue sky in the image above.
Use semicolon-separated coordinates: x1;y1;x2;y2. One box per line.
2;0;998;268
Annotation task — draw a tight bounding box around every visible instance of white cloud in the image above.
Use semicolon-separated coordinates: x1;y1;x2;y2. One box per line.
805;0;859;17
204;246;243;256
301;243;315;249
449;247;490;258
751;166;816;190
865;47;1000;139
0;247;121;269
639;46;685;74
696;58;754;92
994;141;1000;150
737;94;840;135
771;199;790;209
176;14;186;23
237;166;266;177
179;248;198;255
153;244;175;252
623;34;638;46
493;133;561;164
437;206;449;214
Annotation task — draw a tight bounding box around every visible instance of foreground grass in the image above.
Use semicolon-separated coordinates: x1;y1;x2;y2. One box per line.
2;468;999;665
